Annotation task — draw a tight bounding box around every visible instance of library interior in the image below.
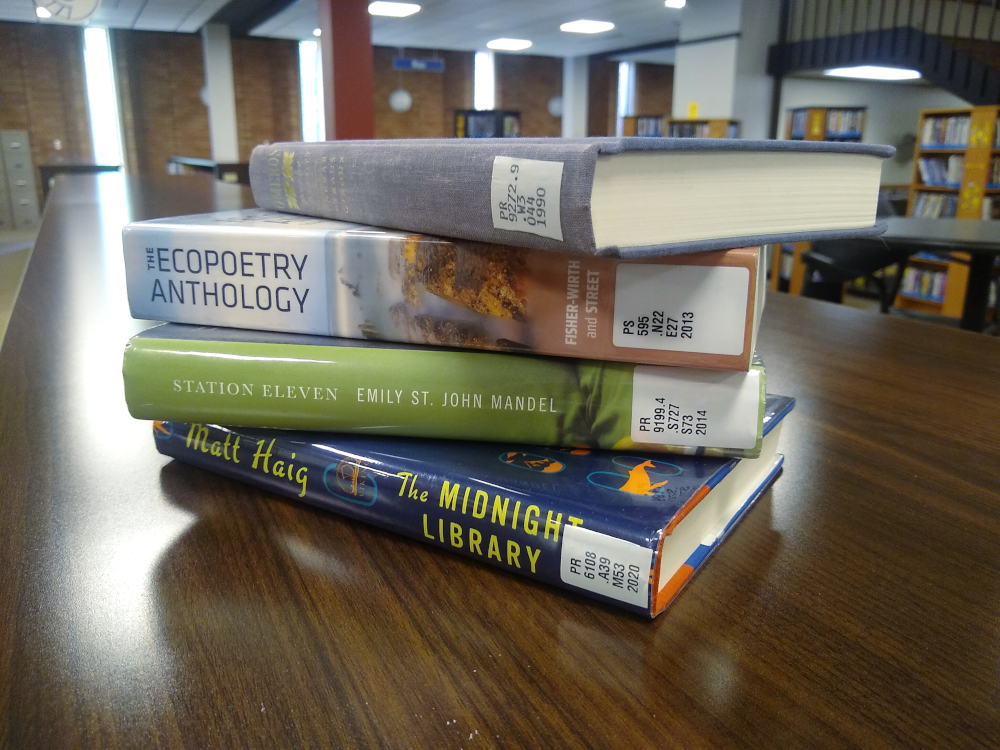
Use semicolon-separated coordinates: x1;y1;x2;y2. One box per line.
0;1;997;747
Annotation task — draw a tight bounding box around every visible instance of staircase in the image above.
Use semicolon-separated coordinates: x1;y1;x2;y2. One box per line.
768;0;1000;104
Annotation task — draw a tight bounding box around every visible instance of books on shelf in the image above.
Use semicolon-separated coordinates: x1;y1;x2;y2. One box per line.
787;107;865;141
919;115;971;148
247;137;893;258
621;116;665;137
988;156;1000;187
916;155;964;187
899;266;947;303
911;191;958;218
122;324;768;458
122;209;765;371
150;394;793;618
665;120;738;138
825;109;864;139
981;195;1000;220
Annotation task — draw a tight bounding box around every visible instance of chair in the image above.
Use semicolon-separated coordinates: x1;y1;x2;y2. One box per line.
800;238;911;313
800;193;909;313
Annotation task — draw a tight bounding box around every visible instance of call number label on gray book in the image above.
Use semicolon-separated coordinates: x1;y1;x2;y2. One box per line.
490;157;564;241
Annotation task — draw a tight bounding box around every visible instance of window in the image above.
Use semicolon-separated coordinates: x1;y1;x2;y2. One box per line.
299;40;326;141
474;51;495;111
83;27;123;166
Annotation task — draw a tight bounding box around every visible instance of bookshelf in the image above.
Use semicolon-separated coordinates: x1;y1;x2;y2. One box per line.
772;107;869;294
899;105;1000;318
620;115;665;137
454;110;520;138
666;119;739;138
618;117;738;138
786;107;866;142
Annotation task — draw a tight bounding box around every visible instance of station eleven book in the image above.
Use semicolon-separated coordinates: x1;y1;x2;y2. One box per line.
122;325;767;458
123;209;765;371
151;395;793;618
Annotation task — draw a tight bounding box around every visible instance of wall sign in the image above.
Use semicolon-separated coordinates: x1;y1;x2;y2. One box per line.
393;57;444;73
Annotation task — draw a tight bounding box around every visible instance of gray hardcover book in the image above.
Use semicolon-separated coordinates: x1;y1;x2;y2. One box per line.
249;137;894;258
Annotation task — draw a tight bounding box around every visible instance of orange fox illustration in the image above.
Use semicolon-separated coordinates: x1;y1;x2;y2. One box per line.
619;460;670;496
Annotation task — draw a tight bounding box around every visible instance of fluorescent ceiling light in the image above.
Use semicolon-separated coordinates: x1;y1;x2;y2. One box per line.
368;2;420;17
665;0;685;8
560;20;614;34
824;65;921;80
487;38;532;51
312;28;321;36
35;6;51;17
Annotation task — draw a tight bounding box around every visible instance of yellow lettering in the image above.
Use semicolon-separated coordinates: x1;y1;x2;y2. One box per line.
450;522;463;549
186;423;209;452
491;495;509;526
544;511;563;542
398;472;413;497
473;490;489;519
440;480;459;511
524;505;540;535
506;540;521;568
526;546;540;573
251;438;274;472
469;528;483;555
422;514;434;540
488;535;501;561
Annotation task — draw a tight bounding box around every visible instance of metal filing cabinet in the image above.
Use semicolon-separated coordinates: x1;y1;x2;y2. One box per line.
0;131;40;231
0;150;13;231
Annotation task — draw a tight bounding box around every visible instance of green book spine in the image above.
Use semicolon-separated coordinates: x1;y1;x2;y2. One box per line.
123;326;766;457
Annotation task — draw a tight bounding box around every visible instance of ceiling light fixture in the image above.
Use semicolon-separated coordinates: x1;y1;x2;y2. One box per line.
824;65;921;81
665;0;686;8
486;38;532;51
560;20;615;34
368;2;420;17
35;6;51;17
313;28;321;36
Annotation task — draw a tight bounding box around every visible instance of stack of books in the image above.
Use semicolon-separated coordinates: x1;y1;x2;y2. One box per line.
121;136;891;617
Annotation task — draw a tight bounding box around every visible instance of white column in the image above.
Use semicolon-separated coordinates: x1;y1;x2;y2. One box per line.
670;0;781;138
561;56;589;138
201;23;240;163
671;0;741;121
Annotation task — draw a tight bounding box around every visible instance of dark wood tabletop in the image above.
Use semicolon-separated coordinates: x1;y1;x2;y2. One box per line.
2;174;998;748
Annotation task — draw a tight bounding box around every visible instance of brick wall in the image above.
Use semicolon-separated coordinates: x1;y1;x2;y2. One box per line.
232;38;302;160
373;48;473;138
588;58;619;137
115;30;301;172
0;21;92;196
113;30;211;175
635;64;673;118
495;54;562;137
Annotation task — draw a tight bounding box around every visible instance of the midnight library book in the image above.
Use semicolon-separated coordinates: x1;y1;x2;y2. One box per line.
151;395;793;618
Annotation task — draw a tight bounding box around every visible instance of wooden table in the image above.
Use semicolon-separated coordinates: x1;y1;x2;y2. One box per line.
2;174;998;748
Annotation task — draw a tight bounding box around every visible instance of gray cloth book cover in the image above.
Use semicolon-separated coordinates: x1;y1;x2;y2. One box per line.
249;137;894;258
